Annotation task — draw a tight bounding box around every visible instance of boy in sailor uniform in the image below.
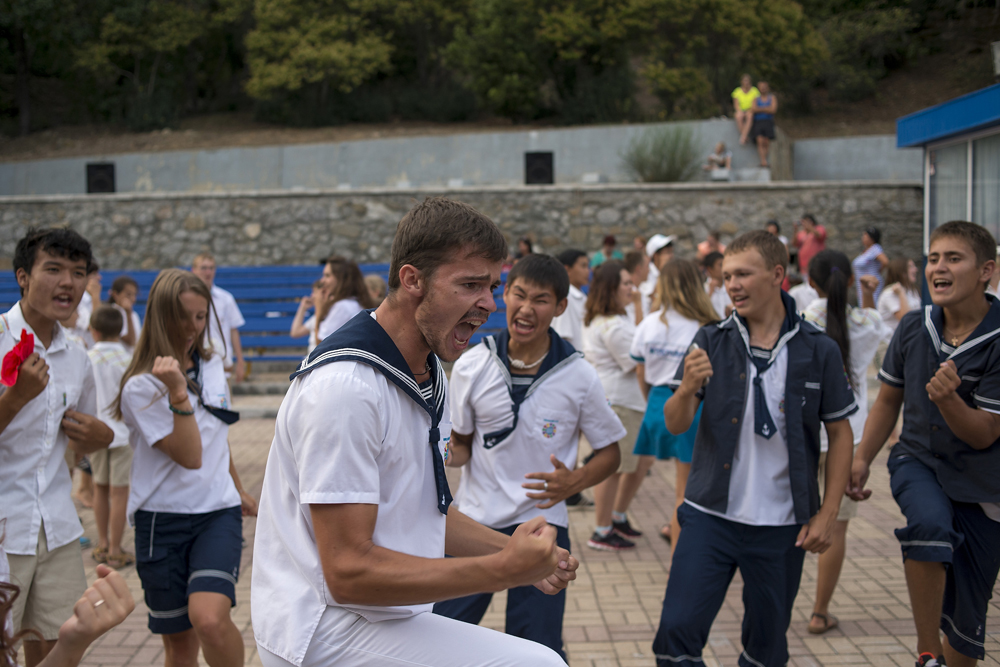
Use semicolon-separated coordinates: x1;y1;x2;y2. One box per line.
850;221;1000;667
435;253;625;659
251;198;575;667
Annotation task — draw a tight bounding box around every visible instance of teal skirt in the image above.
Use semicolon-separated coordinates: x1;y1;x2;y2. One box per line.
633;385;700;463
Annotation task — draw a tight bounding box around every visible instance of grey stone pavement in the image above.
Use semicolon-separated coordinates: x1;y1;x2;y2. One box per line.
64;409;999;667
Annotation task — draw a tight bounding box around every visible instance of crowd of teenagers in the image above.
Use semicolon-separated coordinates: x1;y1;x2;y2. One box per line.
1;198;998;667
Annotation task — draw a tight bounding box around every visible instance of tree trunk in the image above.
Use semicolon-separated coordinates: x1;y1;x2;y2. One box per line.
13;26;30;136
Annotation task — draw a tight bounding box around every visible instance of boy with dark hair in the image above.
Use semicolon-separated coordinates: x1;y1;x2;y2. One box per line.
87;305;134;569
701;251;730;318
1;228;114;667
436;253;623;658
253;198;573;667
552;249;589;349
850;220;1000;667
659;230;856;667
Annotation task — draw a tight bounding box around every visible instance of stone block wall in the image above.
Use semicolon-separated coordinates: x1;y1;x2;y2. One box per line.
0;182;923;271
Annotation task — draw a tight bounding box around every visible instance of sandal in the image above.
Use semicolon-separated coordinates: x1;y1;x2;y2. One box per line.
659;525;672;544
91;546;108;564
106;551;135;569
808;612;839;634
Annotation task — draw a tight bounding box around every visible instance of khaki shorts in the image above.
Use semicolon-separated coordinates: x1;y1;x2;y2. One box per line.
818;449;858;522
612;405;645;474
90;445;133;487
7;527;88;640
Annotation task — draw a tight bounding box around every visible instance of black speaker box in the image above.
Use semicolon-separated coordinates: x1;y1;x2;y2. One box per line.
525;152;554;185
86;163;116;194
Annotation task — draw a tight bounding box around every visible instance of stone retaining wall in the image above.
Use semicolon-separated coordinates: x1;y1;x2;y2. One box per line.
0;182;923;271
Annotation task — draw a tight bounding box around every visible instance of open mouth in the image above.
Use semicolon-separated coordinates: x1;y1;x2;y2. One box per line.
932;278;952;293
731;295;748;308
453;319;482;349
53;294;74;308
511;317;536;336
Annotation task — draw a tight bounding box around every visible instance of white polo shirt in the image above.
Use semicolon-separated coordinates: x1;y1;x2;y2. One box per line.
252;354;451;666
449;343;625;529
0;303;97;554
581;314;646;412
209;285;245;366
120;351;239;523
316;298;363;343
87;341;132;449
551;285;585;349
630;308;702;387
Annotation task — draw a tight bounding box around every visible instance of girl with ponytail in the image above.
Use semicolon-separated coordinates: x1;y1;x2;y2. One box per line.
801;249;886;635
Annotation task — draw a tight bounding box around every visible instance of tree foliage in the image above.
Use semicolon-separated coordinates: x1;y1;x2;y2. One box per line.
0;0;988;133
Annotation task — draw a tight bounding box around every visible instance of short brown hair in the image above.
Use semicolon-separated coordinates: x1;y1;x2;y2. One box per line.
388;197;507;291
726;230;788;270
623;250;645;273
929;221;996;266
89;305;124;339
192;252;215;267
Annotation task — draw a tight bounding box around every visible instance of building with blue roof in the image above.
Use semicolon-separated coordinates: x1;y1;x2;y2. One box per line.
897;83;1000;251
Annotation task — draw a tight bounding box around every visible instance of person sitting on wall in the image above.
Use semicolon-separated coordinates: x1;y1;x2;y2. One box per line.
732;74;760;146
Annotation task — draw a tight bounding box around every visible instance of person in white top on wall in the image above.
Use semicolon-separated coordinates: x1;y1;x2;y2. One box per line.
551;249;589;349
314;256;377;343
251;198;574;667
192;253;247;383
106;276;142;350
580;261;649;551
801;250;885;636
637;234;675;318
1;228;115;667
114;269;257;667
631;259;720;545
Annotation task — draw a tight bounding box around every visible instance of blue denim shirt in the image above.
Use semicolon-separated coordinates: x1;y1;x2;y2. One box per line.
672;291;857;524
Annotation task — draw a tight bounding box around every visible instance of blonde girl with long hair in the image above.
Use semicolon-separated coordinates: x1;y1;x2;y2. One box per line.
629;259;719;544
113;269;255;667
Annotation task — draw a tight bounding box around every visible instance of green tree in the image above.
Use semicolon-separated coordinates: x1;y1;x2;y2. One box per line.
244;0;394;102
448;0;644;121
0;0;58;134
636;0;829;115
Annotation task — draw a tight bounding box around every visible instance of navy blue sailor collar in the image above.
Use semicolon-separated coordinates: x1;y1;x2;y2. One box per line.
924;293;1000;362
480;328;582;449
290;309;451;514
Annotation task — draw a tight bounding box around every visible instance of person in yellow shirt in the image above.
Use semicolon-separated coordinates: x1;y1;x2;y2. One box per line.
731;74;760;145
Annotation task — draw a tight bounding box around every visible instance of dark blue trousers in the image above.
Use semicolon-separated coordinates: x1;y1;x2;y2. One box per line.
433;523;570;661
653;503;805;667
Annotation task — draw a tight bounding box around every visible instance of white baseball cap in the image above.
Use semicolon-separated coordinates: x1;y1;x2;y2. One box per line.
646;234;676;257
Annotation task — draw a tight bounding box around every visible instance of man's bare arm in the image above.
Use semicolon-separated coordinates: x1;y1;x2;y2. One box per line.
311;504;560;606
446;430;473;467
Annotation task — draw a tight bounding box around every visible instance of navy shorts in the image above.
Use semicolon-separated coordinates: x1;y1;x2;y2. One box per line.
134;506;243;634
888;455;1000;659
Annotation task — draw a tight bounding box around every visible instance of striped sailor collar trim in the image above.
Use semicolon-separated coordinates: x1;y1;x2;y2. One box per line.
924;294;1000;361
484;327;582;399
290;309;445;415
728;290;802;367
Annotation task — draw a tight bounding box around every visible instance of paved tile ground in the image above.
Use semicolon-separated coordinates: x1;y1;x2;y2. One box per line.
62;418;999;667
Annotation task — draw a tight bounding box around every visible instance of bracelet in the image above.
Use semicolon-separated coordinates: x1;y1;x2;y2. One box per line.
169;403;195;416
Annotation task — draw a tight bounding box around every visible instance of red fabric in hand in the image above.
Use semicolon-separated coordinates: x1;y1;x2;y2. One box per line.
1;330;35;387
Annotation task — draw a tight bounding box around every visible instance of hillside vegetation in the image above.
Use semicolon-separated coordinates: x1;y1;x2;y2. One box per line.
0;0;994;159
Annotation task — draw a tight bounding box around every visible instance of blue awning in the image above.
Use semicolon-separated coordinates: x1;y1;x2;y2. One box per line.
897;84;1000;148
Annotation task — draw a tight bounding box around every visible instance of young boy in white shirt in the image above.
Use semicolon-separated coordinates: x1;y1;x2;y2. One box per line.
436;253;625;658
192;253;247;382
660;230;856;667
86;305;134;569
0;228;114;667
551;249;589;349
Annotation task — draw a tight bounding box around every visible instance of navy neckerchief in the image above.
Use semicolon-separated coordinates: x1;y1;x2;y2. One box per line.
185;350;240;425
481;328;582;449
289;310;451;515
731;290;801;440
924;293;1000;363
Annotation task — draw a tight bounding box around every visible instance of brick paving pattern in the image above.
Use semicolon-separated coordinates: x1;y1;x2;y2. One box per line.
67;418;999;667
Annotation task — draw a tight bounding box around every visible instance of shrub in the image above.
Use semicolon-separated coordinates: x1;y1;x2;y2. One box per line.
620;125;700;183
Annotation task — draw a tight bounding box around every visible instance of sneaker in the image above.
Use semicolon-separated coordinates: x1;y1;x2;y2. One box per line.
587;531;636;551
915;653;945;667
612;517;643;539
566;493;593;508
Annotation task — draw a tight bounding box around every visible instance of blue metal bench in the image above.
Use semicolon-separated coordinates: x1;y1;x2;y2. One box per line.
0;264;509;366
